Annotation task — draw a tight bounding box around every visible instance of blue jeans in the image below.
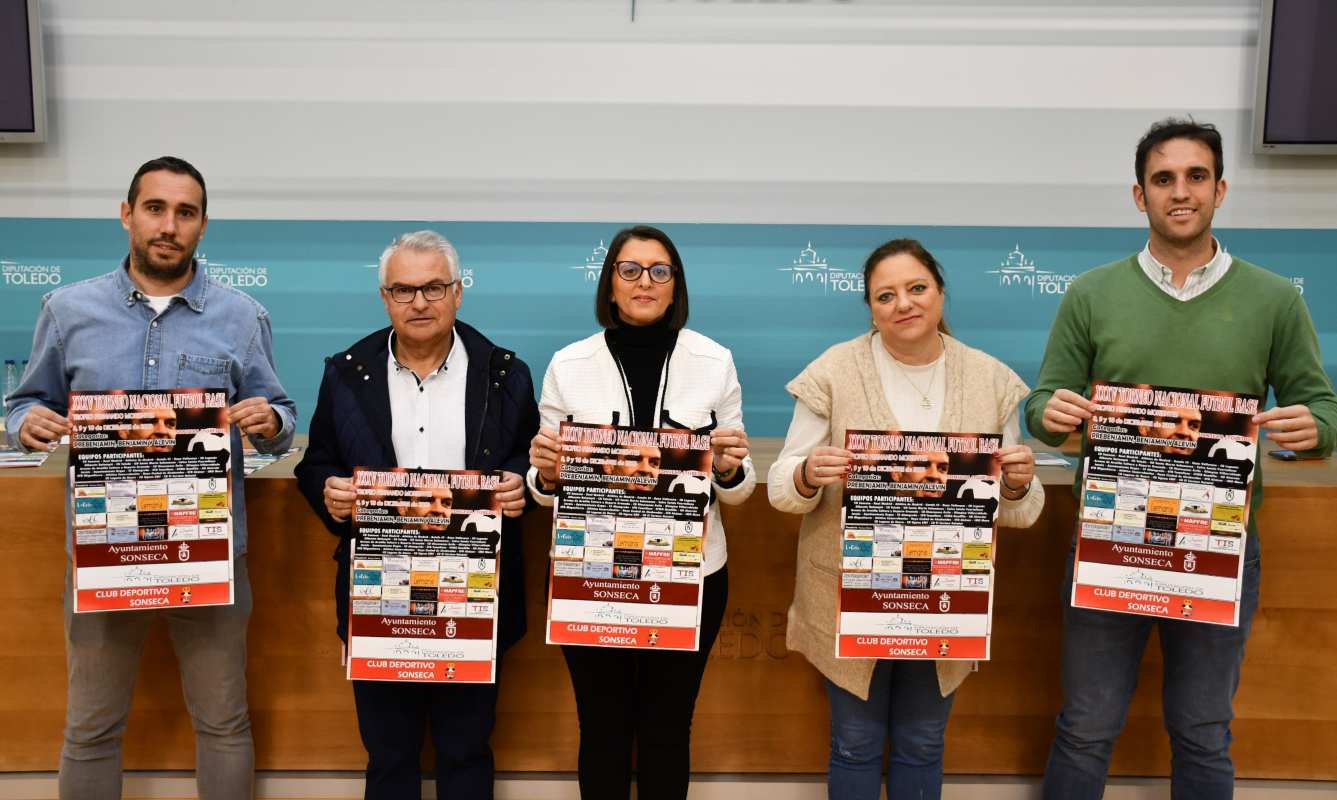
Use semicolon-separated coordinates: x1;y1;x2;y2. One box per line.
1043;538;1261;800
826;659;956;800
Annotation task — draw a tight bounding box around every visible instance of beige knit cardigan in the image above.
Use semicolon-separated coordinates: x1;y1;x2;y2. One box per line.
783;332;1034;701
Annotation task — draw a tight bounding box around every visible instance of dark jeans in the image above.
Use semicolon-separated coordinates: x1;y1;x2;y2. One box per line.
825;659;956;800
1043;537;1261;800
560;565;728;800
352;668;501;800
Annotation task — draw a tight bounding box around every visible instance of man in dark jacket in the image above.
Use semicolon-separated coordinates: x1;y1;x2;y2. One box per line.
295;230;539;800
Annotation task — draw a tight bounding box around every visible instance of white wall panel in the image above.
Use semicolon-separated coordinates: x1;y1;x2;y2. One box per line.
2;0;1334;226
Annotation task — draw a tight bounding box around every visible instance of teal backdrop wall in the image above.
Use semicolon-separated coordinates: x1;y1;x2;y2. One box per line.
2;220;1332;437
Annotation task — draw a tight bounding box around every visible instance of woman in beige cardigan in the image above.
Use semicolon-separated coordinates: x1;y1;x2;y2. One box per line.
768;238;1045;799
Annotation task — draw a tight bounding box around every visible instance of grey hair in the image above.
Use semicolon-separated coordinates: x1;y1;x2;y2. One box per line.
378;230;460;285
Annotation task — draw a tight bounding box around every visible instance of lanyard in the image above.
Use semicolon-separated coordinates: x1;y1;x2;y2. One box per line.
609;345;673;428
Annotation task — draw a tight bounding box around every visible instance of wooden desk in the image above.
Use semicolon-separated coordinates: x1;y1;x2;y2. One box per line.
2;439;1334;778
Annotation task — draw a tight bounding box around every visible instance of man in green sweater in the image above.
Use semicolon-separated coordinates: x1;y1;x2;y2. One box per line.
1025;118;1337;799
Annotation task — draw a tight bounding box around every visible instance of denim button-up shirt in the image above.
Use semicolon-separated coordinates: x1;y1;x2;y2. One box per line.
4;259;297;556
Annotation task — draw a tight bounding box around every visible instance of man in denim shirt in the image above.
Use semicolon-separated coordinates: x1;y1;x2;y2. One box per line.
5;156;296;800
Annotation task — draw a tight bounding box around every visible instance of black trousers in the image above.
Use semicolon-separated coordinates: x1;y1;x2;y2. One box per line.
352;667;500;800
560;566;728;800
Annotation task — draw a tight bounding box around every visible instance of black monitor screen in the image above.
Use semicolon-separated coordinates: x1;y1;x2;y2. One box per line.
0;0;36;133
1263;0;1337;145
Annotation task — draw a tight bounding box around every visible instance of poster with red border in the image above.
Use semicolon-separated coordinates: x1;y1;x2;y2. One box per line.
348;468;503;683
545;421;713;651
68;388;234;613
1072;381;1261;626
837;429;1002;660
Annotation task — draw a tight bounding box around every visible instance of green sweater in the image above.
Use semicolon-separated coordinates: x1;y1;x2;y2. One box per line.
1024;254;1337;531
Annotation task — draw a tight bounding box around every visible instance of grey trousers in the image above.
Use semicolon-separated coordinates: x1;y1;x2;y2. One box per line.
60;556;254;800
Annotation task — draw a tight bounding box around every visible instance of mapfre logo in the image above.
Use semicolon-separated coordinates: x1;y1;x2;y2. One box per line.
777;243;864;295
571;241;607;282
986;245;1075;296
1;259;62;287
201;254;268;290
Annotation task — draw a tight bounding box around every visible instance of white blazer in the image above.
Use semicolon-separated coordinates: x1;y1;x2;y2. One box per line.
526;328;757;575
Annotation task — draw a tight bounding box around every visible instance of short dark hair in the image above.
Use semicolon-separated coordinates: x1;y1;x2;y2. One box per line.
594;225;690;331
127;156;208;216
1135;118;1224;188
862;238;951;334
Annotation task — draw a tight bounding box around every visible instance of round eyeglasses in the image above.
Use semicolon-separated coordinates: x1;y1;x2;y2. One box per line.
383;281;456;303
614;261;675;284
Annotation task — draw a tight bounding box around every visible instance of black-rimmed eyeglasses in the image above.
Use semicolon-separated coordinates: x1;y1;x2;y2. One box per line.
614;261;675;284
382;281;457;303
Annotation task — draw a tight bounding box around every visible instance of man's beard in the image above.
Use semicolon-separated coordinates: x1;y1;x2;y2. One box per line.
132;239;195;282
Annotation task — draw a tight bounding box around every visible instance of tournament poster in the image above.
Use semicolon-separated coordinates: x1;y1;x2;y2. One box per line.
68;388;234;612
348;467;503;683
546;421;713;651
837;429;1003;660
1072;381;1261;626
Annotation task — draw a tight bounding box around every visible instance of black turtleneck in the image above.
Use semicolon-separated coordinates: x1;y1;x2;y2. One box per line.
604;312;678;428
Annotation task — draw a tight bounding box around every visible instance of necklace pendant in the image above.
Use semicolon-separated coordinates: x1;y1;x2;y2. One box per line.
920;397;933;410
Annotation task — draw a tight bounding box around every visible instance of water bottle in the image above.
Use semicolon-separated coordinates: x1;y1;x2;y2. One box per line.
3;360;16;404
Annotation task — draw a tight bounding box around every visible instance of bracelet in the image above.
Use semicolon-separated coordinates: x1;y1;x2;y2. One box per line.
1000;475;1030;499
797;457;820;495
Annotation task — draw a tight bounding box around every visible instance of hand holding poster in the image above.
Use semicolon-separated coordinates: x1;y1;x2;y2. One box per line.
348;468;503;683
1072;381;1261;626
838;430;1002;660
546;421;713;651
68;388;233;612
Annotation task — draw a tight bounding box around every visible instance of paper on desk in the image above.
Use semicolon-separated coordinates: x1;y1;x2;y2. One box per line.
242;446;303;476
0;450;49;468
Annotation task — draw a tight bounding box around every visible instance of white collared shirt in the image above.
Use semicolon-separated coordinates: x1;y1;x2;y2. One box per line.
1138;238;1232;301
387;328;468;470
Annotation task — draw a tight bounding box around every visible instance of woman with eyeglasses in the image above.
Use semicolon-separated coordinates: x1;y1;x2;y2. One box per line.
768;238;1044;800
527;225;755;799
